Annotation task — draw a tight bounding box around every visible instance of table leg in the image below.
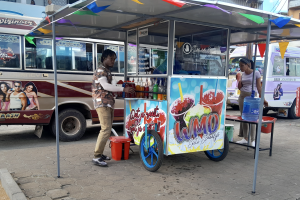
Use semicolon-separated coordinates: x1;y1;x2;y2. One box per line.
270;123;274;156
247;123;251;150
254;124;258;159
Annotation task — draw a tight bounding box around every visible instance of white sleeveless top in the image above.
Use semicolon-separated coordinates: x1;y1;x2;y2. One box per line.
10;92;22;109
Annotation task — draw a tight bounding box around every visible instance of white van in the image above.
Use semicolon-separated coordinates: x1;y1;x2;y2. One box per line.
227;44;300;119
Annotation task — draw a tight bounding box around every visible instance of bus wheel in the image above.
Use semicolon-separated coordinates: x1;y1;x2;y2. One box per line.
51;109;86;141
288;101;299;119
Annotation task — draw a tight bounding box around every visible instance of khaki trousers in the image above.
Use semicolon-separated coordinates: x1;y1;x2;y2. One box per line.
238;91;255;142
94;107;114;158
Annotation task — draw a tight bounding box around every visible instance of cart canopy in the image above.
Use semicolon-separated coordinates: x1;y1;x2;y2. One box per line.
28;0;300;44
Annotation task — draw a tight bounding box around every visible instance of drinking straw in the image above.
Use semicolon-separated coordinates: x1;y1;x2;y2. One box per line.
178;83;184;102
200;85;203;105
144;102;146;122
215;79;218;97
129;100;132;112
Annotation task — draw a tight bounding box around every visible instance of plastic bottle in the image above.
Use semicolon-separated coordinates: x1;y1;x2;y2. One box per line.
149;78;153;99
242;91;260;121
145;78;149;99
140;79;145;98
163;78;167;100
131;78;136;98
122;82;126;98
153;79;158;100
158;79;163;100
136;78;140;98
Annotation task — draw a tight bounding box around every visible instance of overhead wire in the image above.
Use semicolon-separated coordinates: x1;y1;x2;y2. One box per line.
277;0;288;14
270;0;281;13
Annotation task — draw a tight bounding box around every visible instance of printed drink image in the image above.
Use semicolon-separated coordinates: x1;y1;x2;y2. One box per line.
170;95;195;128
145;108;166;142
202;89;224;116
184;104;211;127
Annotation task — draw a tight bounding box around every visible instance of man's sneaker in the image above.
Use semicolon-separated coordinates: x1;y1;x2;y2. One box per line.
101;154;111;160
251;141;255;147
236;138;248;144
92;157;107;167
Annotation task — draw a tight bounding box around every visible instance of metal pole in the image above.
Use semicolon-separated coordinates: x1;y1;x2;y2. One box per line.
52;16;60;178
252;43;258;92
252;15;271;193
167;20;175;76
225;29;231;78
124;30;128;136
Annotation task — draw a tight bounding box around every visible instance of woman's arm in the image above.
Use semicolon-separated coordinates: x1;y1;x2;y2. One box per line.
238;80;242;90
34;92;40;110
256;78;268;106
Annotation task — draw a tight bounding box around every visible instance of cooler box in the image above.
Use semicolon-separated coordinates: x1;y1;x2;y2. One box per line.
109;136;131;161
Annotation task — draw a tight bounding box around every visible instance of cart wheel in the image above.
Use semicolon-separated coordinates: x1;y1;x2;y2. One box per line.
204;134;229;162
139;130;163;172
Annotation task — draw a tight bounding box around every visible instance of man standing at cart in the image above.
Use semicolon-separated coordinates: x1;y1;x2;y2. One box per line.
92;49;135;167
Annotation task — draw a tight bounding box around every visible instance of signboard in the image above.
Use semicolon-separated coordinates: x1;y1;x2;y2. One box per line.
168;77;227;155
0;17;37;30
138;28;148;37
125;99;168;153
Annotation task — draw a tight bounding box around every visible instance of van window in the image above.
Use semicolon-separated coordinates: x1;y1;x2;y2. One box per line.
272;56;284;76
0;34;21;69
26;39;93;71
288;58;300;77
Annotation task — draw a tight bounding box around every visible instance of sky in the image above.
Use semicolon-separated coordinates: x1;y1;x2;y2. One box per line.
263;0;289;13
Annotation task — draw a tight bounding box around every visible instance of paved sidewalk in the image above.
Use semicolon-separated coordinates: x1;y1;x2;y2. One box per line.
0;115;300;200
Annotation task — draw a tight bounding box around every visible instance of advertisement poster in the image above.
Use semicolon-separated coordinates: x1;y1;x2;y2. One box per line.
0;34;20;68
125;99;167;153
168;77;227;155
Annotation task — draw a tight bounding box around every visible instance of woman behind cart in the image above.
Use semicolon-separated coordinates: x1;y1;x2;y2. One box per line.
236;58;268;146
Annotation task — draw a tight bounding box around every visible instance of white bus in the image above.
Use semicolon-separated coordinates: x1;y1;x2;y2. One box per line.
227;44;300;119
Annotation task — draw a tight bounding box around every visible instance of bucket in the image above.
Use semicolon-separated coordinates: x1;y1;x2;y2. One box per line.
109;136;131;161
225;124;234;142
261;116;277;134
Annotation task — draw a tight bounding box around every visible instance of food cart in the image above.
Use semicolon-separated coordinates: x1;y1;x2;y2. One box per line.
29;0;300;192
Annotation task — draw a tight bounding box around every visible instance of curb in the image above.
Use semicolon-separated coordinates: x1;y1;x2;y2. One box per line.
0;168;27;200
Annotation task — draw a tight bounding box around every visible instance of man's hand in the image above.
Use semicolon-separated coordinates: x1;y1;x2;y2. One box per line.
124;87;135;94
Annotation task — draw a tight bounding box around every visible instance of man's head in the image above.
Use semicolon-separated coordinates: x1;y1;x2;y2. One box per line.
14;81;22;92
101;49;117;68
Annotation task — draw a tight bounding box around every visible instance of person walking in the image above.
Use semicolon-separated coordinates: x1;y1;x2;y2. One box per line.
236;58;268;146
92;49;135;167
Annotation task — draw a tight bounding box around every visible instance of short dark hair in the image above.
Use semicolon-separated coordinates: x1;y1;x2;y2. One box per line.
101;49;116;63
14;81;22;86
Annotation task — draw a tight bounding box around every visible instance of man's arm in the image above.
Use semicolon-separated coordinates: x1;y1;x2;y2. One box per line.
20;93;27;110
98;77;124;92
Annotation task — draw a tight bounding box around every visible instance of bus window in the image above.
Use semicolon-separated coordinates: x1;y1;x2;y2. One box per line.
26;39;93;71
288;58;297;76
56;40;93;71
272;56;284;76
0;34;21;69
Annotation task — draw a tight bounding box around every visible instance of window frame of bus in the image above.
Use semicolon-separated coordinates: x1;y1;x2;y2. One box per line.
96;42;125;75
173;21;229;77
0;34;22;70
24;37;94;73
126;23;169;78
286;57;300;77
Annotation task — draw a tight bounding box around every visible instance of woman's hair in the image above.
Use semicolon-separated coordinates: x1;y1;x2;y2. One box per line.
101;49;117;63
24;82;38;95
239;58;254;69
0;82;10;93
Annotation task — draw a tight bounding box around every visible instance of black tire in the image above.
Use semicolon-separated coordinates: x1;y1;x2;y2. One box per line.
204;134;229;162
51;109;86;142
231;105;239;110
139;130;163;172
288;100;299;119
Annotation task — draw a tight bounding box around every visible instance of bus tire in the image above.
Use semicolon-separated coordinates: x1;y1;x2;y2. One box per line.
288;101;299;119
51;109;86;141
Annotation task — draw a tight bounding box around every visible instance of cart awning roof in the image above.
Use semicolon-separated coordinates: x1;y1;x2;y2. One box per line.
28;0;300;44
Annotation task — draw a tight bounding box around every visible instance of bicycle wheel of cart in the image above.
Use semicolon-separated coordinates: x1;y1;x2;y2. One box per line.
204;134;229;161
139;130;163;172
